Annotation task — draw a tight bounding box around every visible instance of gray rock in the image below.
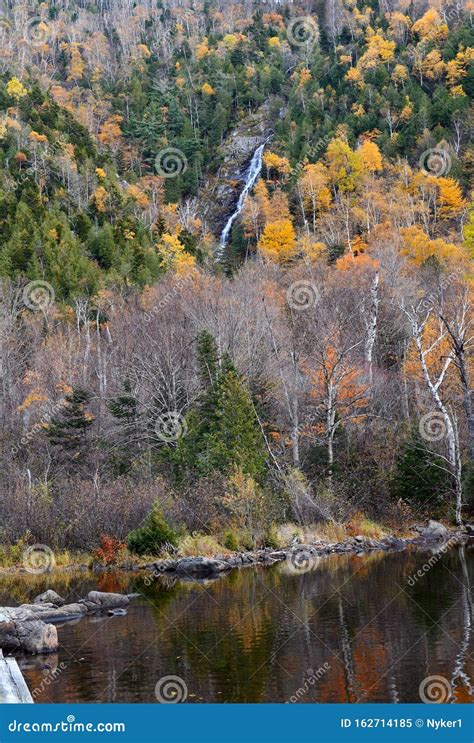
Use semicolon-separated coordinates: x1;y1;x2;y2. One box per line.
197;103;274;233
34;590;65;607
173;557;232;577
16;620;58;654
1;591;140;655
0;613;58;655
2;603;87;624
81;591;130;610
418;520;449;541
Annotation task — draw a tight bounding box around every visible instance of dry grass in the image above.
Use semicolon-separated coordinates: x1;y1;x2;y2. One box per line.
346;512;387;539
0;542;90;571
273;516;390;546
177;533;229;557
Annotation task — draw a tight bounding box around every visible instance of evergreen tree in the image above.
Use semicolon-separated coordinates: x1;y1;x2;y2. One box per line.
391;428;451;508
172;334;267;480
47;389;95;462
108;380;141;474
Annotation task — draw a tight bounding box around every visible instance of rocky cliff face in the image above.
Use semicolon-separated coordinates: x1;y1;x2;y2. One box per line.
198;105;275;235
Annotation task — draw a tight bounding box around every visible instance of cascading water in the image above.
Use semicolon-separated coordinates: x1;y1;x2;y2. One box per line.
217;140;268;258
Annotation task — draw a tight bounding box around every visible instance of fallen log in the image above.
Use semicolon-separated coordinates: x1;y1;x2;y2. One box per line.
0;649;33;703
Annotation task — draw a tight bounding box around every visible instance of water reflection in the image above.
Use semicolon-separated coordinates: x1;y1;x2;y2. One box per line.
1;545;472;703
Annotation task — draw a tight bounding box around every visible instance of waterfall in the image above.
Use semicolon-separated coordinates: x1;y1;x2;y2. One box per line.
217;141;268;258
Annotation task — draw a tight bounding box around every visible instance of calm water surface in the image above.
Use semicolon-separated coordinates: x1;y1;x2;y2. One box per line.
1;545;472;703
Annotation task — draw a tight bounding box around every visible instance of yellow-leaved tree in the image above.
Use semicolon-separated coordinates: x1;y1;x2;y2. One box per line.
7;77;28;100
258;219;296;262
157;233;196;275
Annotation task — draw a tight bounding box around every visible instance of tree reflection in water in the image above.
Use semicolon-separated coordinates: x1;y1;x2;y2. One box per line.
3;545;472;703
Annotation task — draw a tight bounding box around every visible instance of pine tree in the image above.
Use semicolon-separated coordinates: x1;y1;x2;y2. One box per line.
197;330;220;391
170;335;267;480
108;381;141;474
391;428;451;508
207;370;267;479
47;389;95;461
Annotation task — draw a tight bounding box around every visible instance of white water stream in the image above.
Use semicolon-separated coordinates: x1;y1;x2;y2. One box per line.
217;141;268;258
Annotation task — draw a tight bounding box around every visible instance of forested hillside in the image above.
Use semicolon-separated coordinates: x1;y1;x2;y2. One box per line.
0;0;472;554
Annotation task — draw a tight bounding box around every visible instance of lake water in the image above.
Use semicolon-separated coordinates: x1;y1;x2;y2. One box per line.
1;545;472;703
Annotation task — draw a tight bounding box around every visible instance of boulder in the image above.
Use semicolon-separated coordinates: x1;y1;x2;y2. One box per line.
0;616;20;652
0;613;58;655
15;620;58;654
34;590;65;607
13;603;87;623
173;557;232;578
418;520;449;541
81;591;130;610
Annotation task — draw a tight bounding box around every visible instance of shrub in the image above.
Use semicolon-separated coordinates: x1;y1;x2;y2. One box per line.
127;507;178;556
223;530;240;551
263;524;281;549
94;534;127;565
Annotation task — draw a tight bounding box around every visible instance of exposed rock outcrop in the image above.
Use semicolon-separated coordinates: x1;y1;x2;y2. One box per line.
34;590;65;607
148;556;233;579
0;613;58;655
198;103;276;235
415;520;449;541
0;591;140;655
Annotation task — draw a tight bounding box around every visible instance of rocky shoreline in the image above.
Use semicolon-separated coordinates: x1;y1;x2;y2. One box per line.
144;520;470;580
0;520;470;581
